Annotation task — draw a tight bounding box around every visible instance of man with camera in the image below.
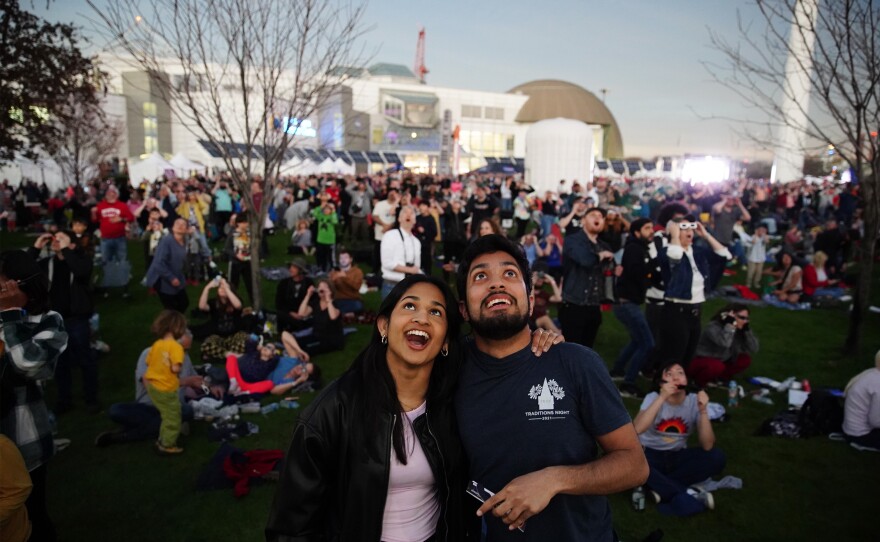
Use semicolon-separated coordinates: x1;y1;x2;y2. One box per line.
560;207;615;348
29;230;97;414
379;205;421;299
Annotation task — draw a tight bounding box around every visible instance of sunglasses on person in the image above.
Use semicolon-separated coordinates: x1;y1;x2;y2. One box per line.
734;314;750;322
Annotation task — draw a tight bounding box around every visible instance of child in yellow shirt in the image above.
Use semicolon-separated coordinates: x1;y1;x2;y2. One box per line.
143;310;188;454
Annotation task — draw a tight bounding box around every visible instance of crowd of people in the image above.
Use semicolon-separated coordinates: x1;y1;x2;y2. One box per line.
0;166;877;540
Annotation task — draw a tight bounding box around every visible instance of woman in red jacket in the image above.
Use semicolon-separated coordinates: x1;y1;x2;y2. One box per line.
802;251;847;300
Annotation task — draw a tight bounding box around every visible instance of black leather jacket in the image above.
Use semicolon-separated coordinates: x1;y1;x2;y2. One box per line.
266;368;469;542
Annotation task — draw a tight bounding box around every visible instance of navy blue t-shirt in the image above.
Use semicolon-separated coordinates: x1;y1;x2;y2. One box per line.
455;340;631;541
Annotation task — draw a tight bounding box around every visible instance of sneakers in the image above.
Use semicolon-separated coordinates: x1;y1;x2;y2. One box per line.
691;489;715;510
609;369;625;382
619;382;645;399
155;441;184;455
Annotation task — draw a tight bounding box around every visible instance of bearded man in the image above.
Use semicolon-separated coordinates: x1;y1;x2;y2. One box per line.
454;234;647;541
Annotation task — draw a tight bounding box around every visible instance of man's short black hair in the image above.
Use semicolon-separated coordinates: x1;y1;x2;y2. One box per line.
456;234;532;300
630;218;653;235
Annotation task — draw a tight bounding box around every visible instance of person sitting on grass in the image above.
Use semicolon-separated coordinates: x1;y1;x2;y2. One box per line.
768;251;803;304
225;333;316;396
689;303;759;388
287;219;314;256
529;265;562;334
328;250;365;317
843;349;880;452
294;279;344;356
95;329;224;447
195;277;250;363
803;250;848;302
142;309;189;455
633;362;726;517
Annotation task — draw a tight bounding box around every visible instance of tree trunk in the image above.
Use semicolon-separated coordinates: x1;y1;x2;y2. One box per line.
844;172;878;356
249;213;264;313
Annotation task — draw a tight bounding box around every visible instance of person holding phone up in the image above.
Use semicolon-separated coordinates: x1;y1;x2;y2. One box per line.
654;216;731;370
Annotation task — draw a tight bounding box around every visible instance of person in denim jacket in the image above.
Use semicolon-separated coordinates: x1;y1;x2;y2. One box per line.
655;216;731;369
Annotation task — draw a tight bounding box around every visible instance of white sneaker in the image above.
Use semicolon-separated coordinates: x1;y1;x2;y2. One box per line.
694;490;715;510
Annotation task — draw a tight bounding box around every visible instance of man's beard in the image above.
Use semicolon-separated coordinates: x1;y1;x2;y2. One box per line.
467;305;530;341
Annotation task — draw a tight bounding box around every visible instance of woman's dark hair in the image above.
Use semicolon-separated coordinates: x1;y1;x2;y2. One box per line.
349;274;462;464
711;303;749;323
456;234;532;301
656;202;689;226
651;361;688;391
0;250;50;314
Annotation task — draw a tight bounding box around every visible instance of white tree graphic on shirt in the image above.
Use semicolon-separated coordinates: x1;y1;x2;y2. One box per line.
528;379;565;400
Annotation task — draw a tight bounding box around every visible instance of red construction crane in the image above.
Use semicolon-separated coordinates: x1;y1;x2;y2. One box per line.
414;27;428;83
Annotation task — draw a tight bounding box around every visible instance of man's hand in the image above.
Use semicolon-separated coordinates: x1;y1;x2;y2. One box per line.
477;470;556;531
598;250;614;260
34;233;54;249
171;278;181;287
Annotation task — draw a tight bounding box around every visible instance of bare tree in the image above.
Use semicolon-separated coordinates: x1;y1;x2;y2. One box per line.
52;95;125;186
88;0;370;309
707;0;879;355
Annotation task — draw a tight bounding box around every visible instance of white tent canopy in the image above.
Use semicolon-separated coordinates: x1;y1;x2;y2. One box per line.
332;158;355;175
1;158;66;190
128;152;177;185
169;153;208;177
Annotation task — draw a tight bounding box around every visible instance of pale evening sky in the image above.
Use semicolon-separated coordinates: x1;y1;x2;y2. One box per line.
37;0;777;160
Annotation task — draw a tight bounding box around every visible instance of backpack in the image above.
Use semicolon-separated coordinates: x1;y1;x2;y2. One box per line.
757;409;808;438
798;388;844;436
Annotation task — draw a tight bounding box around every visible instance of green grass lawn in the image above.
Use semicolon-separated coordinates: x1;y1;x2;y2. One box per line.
2;229;879;542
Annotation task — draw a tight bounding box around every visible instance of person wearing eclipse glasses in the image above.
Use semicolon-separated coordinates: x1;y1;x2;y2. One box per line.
654;215;732;370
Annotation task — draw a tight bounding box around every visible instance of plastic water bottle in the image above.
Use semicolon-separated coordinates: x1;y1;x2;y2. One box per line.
728;380;739;408
261;402;280;415
631;486;646;511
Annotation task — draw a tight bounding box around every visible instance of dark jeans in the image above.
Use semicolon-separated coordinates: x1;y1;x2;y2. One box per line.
612;302;654;383
655;302;702;369
108;401;194;442
158;289;189;313
230;259;254;304
643;300;665;374
645;446;726;516
558;302;602;348
300;333;344;356
315;242;333;272
335;299;364;314
846;429;880;450
55;317;98;408
26;464;56;542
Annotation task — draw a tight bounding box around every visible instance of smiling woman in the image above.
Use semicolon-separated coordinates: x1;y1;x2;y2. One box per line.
267;274;468;542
